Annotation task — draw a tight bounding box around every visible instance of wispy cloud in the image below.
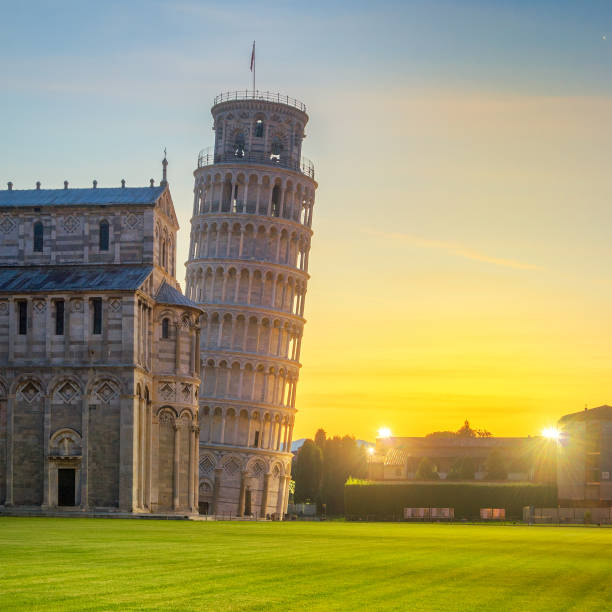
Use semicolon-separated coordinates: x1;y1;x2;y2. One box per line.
367;231;542;271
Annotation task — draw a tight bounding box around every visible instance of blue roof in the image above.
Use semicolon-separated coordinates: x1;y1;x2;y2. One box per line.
155;281;203;311
0;265;152;293
0;186;166;208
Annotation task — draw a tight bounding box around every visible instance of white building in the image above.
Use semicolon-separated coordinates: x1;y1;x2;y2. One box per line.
185;91;317;517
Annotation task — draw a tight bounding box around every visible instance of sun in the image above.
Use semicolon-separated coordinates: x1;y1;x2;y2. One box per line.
542;427;561;440
377;427;392;438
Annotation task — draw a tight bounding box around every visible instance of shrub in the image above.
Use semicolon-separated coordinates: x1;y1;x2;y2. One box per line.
344;481;557;520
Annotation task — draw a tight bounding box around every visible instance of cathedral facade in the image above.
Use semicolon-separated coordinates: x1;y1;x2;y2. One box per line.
185;92;317;517
0;168;202;515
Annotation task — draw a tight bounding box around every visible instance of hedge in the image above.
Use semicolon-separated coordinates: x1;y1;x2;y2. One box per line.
344;481;558;520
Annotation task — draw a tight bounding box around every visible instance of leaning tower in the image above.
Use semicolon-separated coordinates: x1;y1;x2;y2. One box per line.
185;91;317;518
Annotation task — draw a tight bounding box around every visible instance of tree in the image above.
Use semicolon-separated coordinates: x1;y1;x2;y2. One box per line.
446;457;476;480
320;435;367;515
415;457;440;481
484;450;507;480
314;428;327;450
427;420;492;439
293;440;323;503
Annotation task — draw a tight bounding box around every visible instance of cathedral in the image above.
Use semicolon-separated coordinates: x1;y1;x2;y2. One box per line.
0;162;202;515
0;90;317;518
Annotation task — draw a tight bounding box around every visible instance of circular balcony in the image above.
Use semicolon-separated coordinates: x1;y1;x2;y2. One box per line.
213;90;307;113
197;147;315;180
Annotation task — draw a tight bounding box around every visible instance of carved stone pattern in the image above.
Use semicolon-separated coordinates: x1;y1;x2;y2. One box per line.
0;301;8;315
95;381;118;404
18;381;41;404
62;215;80;234
0;215;16;234
109;298;121;313
182;316;191;329
251;461;265;477
56;381;79;403
200;455;215;474
160;383;175;400
224;458;241;476
33;299;46;314
181;383;192;401
124;213;142;230
159;412;174;425
71;299;83;313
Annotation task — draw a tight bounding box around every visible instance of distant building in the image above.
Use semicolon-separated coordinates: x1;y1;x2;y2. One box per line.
557;405;612;506
0;166;203;515
368;435;555;483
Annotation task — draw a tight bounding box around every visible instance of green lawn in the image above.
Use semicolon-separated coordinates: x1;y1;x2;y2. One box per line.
1;518;611;611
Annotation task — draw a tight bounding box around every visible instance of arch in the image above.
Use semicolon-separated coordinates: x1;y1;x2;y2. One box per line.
49;428;82;457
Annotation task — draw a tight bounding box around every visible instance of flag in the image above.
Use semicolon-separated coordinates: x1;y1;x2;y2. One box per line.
250;41;255;72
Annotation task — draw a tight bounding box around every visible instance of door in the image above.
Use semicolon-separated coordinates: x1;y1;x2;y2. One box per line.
58;468;76;506
244;489;252;516
198;501;209;515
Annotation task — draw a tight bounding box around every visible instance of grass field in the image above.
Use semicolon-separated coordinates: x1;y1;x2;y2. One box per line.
1;518;611;611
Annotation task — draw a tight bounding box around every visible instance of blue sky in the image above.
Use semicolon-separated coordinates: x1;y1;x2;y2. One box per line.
3;1;612;438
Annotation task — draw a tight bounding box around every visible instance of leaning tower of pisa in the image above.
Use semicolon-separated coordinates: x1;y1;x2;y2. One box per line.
185;91;317;518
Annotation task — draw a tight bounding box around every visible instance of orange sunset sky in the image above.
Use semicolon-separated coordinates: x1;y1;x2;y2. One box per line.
3;2;612;441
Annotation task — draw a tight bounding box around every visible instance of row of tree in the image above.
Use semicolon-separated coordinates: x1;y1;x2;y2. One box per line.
292;429;367;515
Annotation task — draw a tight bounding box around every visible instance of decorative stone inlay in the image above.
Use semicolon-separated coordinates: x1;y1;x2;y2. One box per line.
159;411;174;425
18;381;41;403
71;299;83;313
200;455;215;474
57;381;79;403
181;383;192;402
224;457;241;476
160;382;175;400
0;215;16;234
95;381;118;404
0;301;8;315
124;212;142;230
251;461;265;477
33;299;46;313
109;298;121;312
62;215;80;234
181;315;191;329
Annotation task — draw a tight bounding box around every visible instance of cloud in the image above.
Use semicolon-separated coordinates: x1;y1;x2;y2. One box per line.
367;230;542;271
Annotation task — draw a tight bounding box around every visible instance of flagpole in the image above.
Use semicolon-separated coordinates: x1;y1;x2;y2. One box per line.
252;40;256;95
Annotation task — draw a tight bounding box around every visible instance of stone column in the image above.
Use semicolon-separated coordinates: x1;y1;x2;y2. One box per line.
282;474;291;515
42;394;51;508
188;423;195;511
80;392;90;510
5;395;14;506
173;423;180;510
260;472;270;517
238;470;247;516
139;397;145;510
276;474;287;518
212;467;222;515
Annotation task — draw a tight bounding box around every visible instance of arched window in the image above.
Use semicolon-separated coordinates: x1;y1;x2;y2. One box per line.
99;220;109;251
33;221;43;252
271;185;281;217
254;119;264;138
162;317;170;339
234;134;245;158
162;240;167;269
270;141;282;162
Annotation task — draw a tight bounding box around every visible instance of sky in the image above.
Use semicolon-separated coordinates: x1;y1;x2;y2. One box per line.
2;0;612;442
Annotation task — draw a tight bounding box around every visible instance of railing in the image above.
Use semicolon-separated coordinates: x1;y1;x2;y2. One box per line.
213;90;307;113
197;147;315;179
